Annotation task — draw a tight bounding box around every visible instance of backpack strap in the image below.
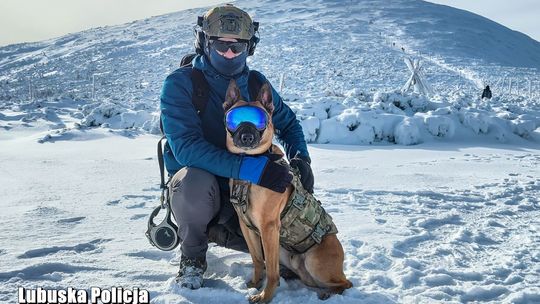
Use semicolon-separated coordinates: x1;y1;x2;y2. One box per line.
248;70;264;101
180;53;197;68
191;68;209;115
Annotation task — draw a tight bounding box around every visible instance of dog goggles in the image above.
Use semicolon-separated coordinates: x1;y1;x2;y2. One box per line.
210;39;248;54
225;105;268;132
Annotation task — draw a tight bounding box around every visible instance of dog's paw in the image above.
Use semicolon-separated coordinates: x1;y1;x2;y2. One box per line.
246;279;263;289
248;292;265;303
317;291;331;300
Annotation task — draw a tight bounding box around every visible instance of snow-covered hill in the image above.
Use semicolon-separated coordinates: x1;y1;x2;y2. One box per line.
1;0;539;303
1;0;539;146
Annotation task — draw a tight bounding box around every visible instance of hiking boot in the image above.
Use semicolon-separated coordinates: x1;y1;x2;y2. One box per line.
207;223;249;253
176;255;207;289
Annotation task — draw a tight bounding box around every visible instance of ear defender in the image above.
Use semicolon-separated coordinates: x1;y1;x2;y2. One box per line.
247;22;260;56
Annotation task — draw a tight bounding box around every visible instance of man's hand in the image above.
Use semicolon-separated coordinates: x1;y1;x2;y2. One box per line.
290;154;314;193
239;155;293;193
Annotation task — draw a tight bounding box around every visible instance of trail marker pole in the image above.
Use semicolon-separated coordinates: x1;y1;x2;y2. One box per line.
279;73;285;94
401;57;433;96
92;74;96;101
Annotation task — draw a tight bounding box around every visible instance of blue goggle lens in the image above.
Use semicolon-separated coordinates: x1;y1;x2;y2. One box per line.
225;106;268;132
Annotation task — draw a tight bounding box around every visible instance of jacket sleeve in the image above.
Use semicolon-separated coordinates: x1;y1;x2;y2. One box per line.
258;74;309;160
160;70;243;178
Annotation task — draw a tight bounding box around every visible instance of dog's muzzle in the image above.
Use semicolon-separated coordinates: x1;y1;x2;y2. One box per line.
231;122;264;149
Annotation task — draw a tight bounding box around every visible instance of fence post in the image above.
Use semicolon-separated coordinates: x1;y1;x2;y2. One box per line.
528;78;532;99
279;73;285;94
29;78;34;101
92;74;96;101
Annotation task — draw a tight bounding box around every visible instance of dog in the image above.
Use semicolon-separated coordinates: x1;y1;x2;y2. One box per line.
224;79;352;303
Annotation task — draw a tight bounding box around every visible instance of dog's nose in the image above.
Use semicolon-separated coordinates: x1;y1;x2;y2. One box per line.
241;133;255;145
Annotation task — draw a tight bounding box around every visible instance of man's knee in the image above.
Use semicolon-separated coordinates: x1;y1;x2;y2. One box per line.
170;167;217;191
169;167;221;219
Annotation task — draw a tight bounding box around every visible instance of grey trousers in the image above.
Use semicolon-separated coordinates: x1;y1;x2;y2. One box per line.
169;167;247;258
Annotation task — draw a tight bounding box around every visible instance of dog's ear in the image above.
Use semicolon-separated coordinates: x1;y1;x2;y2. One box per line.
257;82;274;114
223;79;241;111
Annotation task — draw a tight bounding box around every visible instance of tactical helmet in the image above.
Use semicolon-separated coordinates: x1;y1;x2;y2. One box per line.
201;4;256;40
194;4;260;56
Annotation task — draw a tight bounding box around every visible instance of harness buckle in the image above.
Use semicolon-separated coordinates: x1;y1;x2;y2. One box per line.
291;193;306;210
231;182;249;214
311;222;326;244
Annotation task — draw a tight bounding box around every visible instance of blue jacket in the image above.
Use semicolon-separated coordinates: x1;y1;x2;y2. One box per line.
160;54;309;189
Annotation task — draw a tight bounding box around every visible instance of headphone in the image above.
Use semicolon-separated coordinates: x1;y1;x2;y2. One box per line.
194;16;260;56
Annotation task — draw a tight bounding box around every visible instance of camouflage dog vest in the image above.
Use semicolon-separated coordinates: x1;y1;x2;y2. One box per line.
230;159;338;254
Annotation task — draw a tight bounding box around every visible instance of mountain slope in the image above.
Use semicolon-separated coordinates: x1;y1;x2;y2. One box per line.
1;0;539;146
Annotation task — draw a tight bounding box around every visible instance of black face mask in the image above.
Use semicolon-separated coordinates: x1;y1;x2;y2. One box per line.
206;45;248;76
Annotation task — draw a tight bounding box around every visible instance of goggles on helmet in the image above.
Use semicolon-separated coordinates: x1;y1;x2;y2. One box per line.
210;39;248;54
225;105;268;133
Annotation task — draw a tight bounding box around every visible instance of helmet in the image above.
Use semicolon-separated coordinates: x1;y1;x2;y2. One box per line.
195;4;260;56
202;4;255;40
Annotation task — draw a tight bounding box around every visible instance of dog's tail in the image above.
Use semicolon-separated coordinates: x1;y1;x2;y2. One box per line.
326;278;353;294
316;279;353;300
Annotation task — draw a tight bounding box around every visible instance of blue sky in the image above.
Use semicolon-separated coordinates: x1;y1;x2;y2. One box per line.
0;0;538;46
427;0;540;42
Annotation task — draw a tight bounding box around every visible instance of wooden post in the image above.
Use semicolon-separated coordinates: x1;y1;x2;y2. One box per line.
528;78;532;99
29;78;33;101
279;73;285;94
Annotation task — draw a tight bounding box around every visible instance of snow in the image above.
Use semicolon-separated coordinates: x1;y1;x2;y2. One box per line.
1;0;540;303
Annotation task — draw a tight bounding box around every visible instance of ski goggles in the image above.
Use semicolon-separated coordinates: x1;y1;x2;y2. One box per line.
225;105;269;133
210;39;248;54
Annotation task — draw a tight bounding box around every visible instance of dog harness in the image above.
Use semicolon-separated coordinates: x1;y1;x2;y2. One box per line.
230;159;338;254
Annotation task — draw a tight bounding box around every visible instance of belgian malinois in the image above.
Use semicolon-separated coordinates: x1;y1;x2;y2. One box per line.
224;79;352;303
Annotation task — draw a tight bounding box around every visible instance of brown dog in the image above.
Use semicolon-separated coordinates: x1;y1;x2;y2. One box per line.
224;79;352;303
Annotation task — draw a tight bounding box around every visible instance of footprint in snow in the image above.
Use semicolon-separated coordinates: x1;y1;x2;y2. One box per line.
348;239;364;248
416;214;463;229
391;232;432;257
126;202;146;209
125;250;173;262
26;206;64;217
130;214;147;220
106;199;120;206
142;186;160;192
17;239;110;259
57;216;86;224
106;194;158;209
0;262;106;282
375;218;387;224
360;252;393;271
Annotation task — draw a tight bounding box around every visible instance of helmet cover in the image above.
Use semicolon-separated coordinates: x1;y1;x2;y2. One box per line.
202;4;255;40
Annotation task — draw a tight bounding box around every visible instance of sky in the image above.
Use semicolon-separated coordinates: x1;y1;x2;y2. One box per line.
426;0;540;41
0;0;224;46
0;0;539;47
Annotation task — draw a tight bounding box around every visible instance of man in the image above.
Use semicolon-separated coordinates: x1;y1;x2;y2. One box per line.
481;85;492;99
160;4;314;289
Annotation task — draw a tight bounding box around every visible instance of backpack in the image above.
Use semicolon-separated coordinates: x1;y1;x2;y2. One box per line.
157;54;263;193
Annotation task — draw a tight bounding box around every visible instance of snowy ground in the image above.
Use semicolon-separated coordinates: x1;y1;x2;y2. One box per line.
0;125;539;303
1;0;540;303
